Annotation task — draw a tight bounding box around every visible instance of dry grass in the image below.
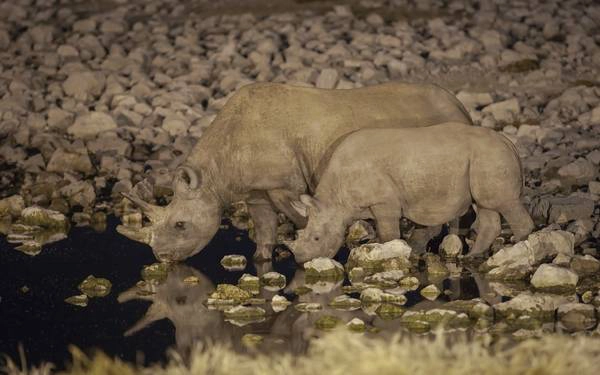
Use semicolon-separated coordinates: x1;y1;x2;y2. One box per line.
4;330;600;375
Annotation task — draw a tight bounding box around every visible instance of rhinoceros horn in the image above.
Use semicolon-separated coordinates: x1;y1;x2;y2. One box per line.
120;192;164;223
116;224;152;245
124;303;168;336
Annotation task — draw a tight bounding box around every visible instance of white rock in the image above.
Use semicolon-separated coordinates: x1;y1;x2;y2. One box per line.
558;158;597;184
420;284;441;301
68;112;117;139
63;71;106;101
304;257;344;274
439;234;463;257
530;264;578;291
315;68;339;89
482;98;520;124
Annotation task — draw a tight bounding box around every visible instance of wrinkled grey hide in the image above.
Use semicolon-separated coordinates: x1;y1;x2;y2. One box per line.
288;123;534;263
118;82;472;262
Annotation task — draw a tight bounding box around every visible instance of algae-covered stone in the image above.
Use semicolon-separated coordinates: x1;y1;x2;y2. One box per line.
224;306;266;326
271;295;291;312
209;284;252;304
360;288;407;305
347;317;366;332
581;290;594;304
305;279;342;294
295;302;322;312
315;315;342;330
329;295;362;311
399;311;431;333
241;334;263;348
345;219;376;248
294;285;313;295
0;195;25;218
444;299;493;320
440;234;463;258
494;292;577;320
348;267;366;283
570;255;600;277
342;283;370;294
220;254;247;271
399;276;420;290
141;263;170;284
424;254;449;277
376;303;405;320
183;276;201;285
78;275;112;298
420;284;441;301
261;272;286;291
238;273;260;295
425;309;470;329
530;264;578;293
65;294;89;307
20;206;69;230
346;240;412;275
557;303;596;332
364;270;405;289
304;257;344;281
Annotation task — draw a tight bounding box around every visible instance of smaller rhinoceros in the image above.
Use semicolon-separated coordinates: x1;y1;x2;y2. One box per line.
286;123;534;263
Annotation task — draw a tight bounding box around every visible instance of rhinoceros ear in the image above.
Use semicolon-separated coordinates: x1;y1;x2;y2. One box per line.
174;166;201;194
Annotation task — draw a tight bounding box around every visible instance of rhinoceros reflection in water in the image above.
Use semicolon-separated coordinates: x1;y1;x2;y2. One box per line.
118;265;231;357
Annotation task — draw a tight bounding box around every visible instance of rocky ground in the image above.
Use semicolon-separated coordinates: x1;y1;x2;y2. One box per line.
0;0;600;350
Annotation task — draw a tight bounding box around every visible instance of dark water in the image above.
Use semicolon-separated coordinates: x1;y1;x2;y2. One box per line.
0;216;483;370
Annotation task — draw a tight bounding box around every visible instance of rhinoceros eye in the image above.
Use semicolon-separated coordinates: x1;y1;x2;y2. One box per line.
175;221;186;230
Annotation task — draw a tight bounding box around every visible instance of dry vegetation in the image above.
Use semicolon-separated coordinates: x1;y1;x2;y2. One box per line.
4;330;600;375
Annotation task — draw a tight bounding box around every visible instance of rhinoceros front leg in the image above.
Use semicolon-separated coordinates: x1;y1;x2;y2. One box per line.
370;204;401;242
247;198;279;261
268;189;308;229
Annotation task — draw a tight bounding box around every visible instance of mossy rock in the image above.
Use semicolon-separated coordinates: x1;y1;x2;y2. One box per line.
78;275;112;298
260;272;286;291
444;299;493;320
238;274;260;295
346;241;412;275
329;295;361;311
220;255;247;270
209;284;252;304
314;315;342;330
271;295;291;312
376;303;405;320
399;312;431;333
20;206;69;230
304;257;345;282
241;334;263;349
141;263;170;284
65;294;89;307
346;318;366;333
295;302;322;312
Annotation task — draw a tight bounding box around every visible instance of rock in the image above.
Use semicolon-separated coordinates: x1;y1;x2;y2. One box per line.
399;276;420;290
304;257;344;280
424;254;449;277
494;292;576;320
183;276;200;285
208;284;251;305
552;253;572;267
47;108;75;130
220;255;247;271
21;207;68;230
141;263;170;284
329;295;361;311
223;305;265;321
482;98;520;124
315;68;339;89
557;158;597;185
73;18;97;33
420;284;441;301
62;71;105;102
548;196;594;223
439;234;463;257
260;272;286;291
0;195;25;218
238;274;260;295
570;255;600;276
241;334;263;348
376;303;405;320
589;106;600;126
162;116;189;137
346;317;366;332
363;270;404;288
65;294;88;307
360;287;406;305
78;275;112;298
46;148;93;175
566;219;595;245
314;315;342;330
294;302;322;312
530;264;578;293
557;303;596;332
68;112;117;139
589;181;600;195
271;295;291;312
0;29;10;50
456;91;494;109
346;239;412;274
345;219;375;248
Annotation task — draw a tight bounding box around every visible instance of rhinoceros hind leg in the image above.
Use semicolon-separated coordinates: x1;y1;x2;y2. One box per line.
268;189;308;228
247;198;278;261
467;208;501;256
500;201;535;242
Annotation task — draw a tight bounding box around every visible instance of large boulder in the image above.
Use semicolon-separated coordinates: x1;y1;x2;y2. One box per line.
530;264;578;293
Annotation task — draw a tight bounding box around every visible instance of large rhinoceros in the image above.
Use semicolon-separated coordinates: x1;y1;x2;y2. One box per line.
117;82;472;262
